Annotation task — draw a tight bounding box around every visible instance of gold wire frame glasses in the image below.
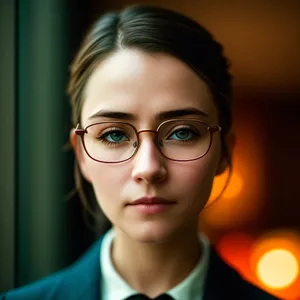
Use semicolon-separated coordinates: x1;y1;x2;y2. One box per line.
75;119;222;163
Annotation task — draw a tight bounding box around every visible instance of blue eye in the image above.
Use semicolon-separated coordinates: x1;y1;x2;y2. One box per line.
168;129;195;141
105;131;127;142
99;130;129;144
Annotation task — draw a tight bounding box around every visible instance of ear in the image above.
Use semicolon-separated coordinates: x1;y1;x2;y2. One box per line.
70;129;92;182
216;131;236;175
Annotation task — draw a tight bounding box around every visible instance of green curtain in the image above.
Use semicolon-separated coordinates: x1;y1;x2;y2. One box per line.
0;0;15;292
17;0;70;286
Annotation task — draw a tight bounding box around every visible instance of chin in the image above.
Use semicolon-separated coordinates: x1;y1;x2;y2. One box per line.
128;223;178;244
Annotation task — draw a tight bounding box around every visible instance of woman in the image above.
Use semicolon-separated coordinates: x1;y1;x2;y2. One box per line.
1;5;279;300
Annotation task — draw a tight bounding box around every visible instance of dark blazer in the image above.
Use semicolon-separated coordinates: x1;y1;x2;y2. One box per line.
1;236;280;300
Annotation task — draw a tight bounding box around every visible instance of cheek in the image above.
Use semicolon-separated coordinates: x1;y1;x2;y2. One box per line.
83;158;129;209
170;147;220;205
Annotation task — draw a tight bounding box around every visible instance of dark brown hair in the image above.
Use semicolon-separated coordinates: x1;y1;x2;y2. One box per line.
67;5;233;231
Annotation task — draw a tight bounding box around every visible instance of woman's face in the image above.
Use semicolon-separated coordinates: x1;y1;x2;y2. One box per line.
71;49;226;243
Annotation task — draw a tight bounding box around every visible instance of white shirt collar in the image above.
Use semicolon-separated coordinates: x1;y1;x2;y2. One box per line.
100;228;210;300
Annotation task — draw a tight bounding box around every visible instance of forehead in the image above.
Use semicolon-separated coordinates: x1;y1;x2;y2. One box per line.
81;49;218;126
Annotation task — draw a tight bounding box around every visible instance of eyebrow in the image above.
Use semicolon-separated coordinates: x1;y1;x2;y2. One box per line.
88;107;208;121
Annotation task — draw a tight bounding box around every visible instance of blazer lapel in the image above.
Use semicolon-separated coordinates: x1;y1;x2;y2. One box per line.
202;246;280;300
57;237;104;300
203;246;242;300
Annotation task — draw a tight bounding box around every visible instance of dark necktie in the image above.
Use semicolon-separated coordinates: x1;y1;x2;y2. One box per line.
125;293;174;300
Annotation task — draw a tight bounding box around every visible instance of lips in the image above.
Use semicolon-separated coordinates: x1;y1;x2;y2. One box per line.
130;197;176;205
128;197;176;215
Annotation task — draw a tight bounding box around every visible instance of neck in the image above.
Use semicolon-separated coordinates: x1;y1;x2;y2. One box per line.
111;227;202;298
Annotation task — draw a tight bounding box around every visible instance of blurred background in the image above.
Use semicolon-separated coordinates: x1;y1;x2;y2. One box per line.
0;0;300;299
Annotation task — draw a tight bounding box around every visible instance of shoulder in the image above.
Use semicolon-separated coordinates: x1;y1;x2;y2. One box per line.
205;246;280;300
238;278;280;300
230;268;279;300
0;236;104;300
0;268;70;300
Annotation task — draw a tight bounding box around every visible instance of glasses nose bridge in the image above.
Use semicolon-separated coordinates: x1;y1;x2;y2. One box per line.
136;128;158;136
135;128;160;148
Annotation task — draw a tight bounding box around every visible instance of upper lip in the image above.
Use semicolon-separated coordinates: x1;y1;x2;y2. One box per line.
130;197;176;205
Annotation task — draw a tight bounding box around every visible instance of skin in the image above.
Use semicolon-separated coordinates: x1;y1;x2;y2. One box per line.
71;49;231;297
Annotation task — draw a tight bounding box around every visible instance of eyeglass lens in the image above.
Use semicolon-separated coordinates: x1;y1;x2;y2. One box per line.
83;120;211;162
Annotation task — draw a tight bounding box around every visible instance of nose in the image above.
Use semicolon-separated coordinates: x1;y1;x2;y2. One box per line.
131;133;167;184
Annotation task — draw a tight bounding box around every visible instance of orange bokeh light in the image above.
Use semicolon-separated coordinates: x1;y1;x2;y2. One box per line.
256;248;299;289
250;230;300;299
207;169;243;206
223;172;243;198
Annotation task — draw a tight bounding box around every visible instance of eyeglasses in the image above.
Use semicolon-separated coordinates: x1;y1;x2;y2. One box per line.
75;119;222;163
